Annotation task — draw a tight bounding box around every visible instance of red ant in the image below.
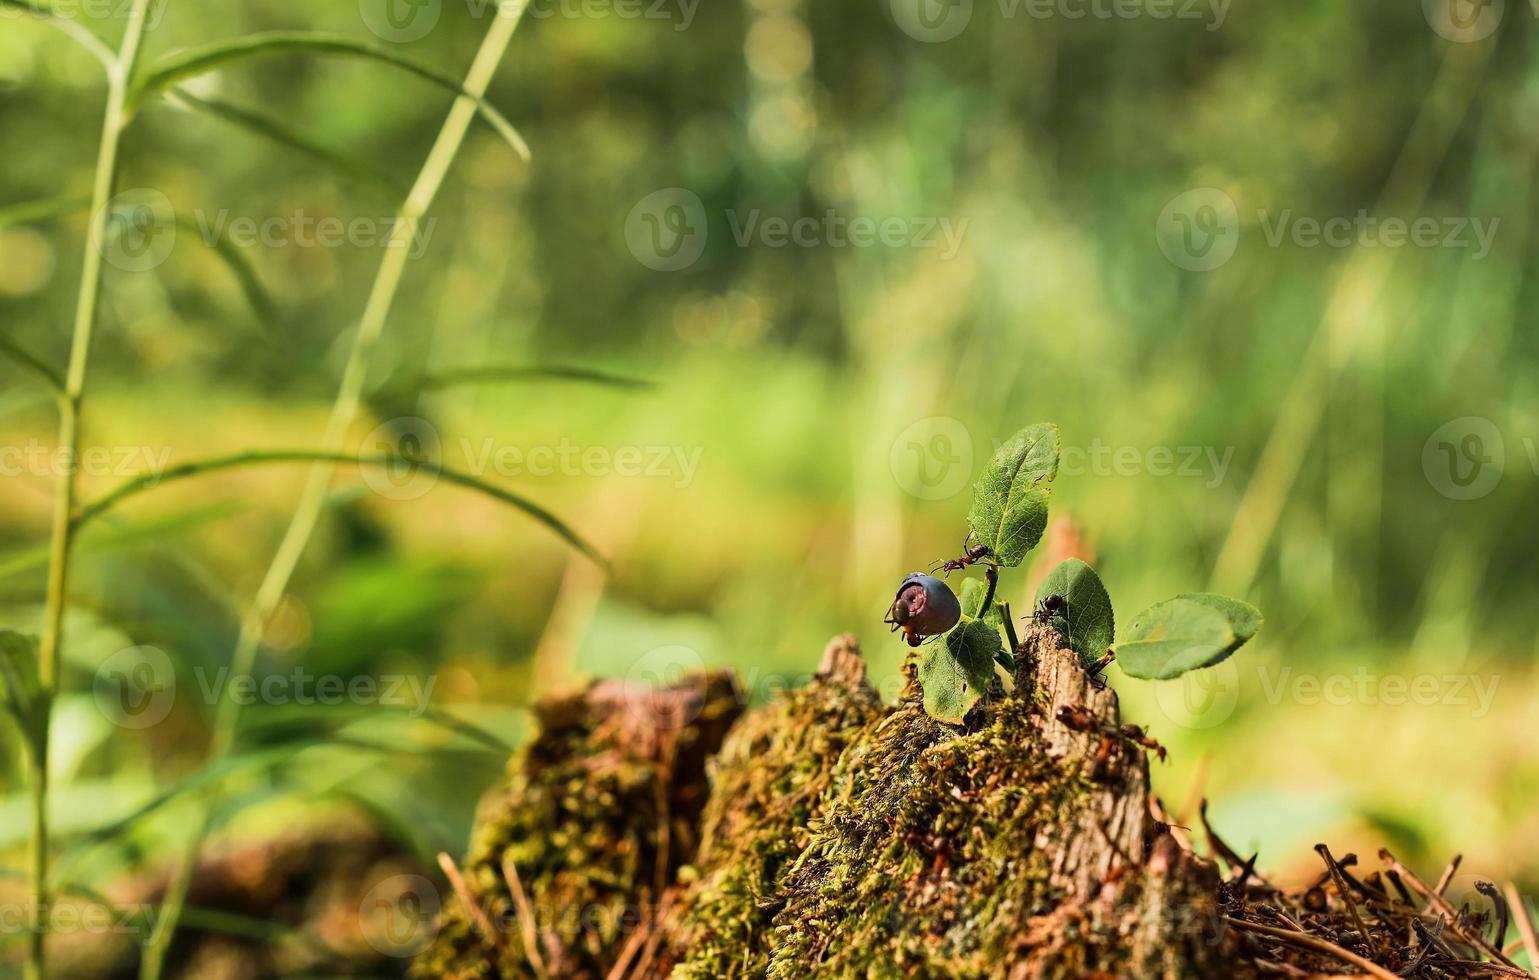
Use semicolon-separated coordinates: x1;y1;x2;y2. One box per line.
1055;705;1167;771
1056;704;1099;732
1118;724;1167;763
1032;593;1066;625
931;541;994;576
1031;595;1113;686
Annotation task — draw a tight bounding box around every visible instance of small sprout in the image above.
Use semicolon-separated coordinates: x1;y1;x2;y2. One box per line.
885;573;962;648
893;421;1262;723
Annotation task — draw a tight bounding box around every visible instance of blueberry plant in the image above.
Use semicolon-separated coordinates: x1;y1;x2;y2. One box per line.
887;423;1262;723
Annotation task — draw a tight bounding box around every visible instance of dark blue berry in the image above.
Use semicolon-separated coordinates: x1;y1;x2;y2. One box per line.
886;572;961;645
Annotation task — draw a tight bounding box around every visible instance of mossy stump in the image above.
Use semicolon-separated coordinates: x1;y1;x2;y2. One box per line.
412;626;1235;978
413;628;1512;979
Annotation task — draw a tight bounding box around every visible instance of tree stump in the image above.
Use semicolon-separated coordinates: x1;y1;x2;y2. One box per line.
412;627;1514;979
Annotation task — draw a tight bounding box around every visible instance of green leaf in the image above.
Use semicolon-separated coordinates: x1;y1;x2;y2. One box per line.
1117;597;1249;680
238;703;513;756
64;746;319;848
958;577;1002;629
918;620;1001;724
959;577;984;617
131;33;531;162
0;193;279;335
1034;559;1114;668
966;423;1060;567
1177;592;1263;648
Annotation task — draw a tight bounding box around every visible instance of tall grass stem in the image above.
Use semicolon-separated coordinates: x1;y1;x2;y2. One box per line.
30;3;156;979
138;5;532;976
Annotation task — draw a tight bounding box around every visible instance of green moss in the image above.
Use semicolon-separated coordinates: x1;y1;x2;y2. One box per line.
672;627;1233;979
759;660;1074;978
411;673;741;980
415;630;1237;980
666;636;884;979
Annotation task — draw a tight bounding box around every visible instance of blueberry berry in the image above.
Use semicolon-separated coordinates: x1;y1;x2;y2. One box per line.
886;572;962;647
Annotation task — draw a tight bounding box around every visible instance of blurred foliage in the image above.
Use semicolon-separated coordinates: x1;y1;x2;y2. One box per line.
2;1;1539;969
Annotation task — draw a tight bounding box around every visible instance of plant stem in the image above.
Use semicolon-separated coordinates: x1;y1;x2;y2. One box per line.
138;7;531;977
978;566;998;619
30;5;153;979
998;600;1019;653
977;570;1018;672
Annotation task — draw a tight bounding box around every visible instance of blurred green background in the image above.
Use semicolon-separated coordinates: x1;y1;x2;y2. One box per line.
2;0;1538;973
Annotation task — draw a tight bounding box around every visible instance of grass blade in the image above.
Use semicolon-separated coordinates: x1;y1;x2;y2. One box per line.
59;738;485;853
76;449;607;567
0;505;244;582
168;89;406;198
171;214;281;332
29;4;156;975
388;363;657;397
65;748;297;849
0;193;282;332
132;32;531;162
0;336;64;396
140;10;537;972
238;702;514;755
0;874;332;956
0;193;90;230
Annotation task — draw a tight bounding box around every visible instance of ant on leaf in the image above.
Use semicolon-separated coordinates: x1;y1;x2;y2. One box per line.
930;538;995;577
